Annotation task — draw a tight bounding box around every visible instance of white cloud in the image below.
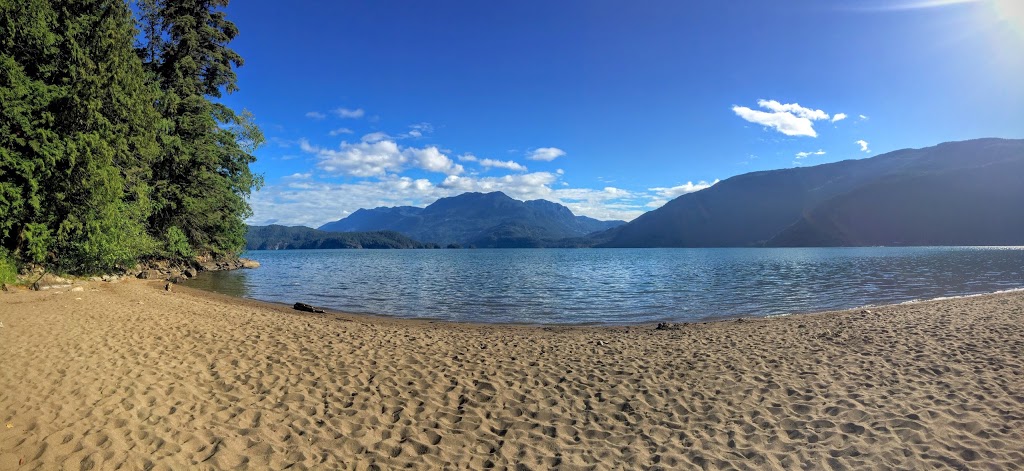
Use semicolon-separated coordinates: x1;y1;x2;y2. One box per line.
859;114;869;120
648;180;719;199
733;106;818;137
479;159;528;172
528;147;567;161
305;111;326;120
458;153;479;162
795;149;826;159
328;127;353;136
361;131;391;143
333;107;365;119
757;99;829;121
406;147;465;175
855;140;871;152
300;139;463;177
733;99;833;137
832;113;848;123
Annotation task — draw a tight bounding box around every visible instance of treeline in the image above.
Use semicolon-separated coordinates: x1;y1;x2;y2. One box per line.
245;225;440;250
0;0;261;276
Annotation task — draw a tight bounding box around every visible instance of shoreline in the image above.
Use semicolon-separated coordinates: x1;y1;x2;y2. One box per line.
181;273;1024;328
3;279;1023;468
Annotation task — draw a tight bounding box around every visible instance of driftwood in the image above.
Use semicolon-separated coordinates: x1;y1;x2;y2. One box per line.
293;302;325;313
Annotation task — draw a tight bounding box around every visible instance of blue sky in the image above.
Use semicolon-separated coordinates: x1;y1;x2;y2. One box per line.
219;0;1024;226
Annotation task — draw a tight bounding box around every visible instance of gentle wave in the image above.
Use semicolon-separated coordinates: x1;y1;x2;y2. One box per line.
188;247;1024;325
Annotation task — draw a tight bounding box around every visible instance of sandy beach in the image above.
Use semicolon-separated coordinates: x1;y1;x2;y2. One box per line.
1;280;1022;470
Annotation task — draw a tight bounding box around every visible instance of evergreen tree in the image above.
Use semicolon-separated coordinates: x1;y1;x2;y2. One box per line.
139;0;263;257
0;0;261;274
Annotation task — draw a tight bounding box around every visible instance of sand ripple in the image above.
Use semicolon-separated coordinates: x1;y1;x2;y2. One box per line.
2;282;1023;469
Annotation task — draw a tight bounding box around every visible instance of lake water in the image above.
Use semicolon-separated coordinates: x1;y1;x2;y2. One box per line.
188;247;1024;325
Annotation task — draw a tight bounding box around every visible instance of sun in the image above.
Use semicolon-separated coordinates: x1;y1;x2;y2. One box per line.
991;0;1024;32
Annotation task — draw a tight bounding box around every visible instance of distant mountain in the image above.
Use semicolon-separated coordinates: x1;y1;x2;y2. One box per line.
318;192;625;246
600;138;1024;247
245;225;437;250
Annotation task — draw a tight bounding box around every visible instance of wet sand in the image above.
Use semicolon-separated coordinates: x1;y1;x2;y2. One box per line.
1;280;1022;470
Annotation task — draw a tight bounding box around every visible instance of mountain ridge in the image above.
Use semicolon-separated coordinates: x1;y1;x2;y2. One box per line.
318;191;625;246
598;138;1024;247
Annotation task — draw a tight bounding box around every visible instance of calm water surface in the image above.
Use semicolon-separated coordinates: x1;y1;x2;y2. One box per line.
188;247;1024;324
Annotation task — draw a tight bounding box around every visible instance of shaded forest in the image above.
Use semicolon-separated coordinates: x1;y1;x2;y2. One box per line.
0;0;261;278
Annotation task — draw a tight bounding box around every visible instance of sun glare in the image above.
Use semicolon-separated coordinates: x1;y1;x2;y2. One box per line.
991;0;1024;32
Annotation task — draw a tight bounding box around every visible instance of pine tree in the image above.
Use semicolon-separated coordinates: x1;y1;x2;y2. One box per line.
1;0;161;272
139;0;263;258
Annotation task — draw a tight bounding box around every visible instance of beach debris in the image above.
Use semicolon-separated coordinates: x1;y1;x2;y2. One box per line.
293;302;325;313
655;322;682;331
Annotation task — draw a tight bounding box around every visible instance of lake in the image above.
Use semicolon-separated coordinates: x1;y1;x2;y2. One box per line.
187;247;1024;325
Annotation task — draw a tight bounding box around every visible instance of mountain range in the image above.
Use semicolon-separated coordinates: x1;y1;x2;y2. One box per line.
318;192;625;247
599;138;1024;247
246;138;1024;250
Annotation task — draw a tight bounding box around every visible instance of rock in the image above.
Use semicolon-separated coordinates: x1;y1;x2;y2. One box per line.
183;267;198;278
861;309;872;314
71;286;84;292
137;270;161;280
293;302;324;313
655;322;681;331
32;274;73;291
101;275;112;282
88;276;102;282
1;283;8;292
240;258;260;269
165;282;173;292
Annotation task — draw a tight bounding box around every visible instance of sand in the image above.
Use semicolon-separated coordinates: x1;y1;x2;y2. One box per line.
1;280;1023;470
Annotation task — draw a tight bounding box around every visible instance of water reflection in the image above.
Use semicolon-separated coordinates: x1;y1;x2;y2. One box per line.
186;247;1024;325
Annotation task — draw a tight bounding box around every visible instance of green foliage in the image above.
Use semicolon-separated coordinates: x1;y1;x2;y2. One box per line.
0;0;260;274
164;226;194;259
0;250;16;285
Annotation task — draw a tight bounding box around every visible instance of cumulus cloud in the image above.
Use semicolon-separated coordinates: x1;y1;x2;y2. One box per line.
479;159;528;172
648;180;719;199
458;154;479;162
305;111;326;119
832;113;848;123
757;100;829;121
795;149;826;159
732;99;831;137
528;147;567;161
406;147;465;175
300;139;463;177
328;127;353;136
856;140;871;152
361;131;391;143
333;107;365;119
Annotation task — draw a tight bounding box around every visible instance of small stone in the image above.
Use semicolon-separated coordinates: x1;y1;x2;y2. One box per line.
1;283;7;292
861;310;872;314
71;286;84;292
165;282;172;292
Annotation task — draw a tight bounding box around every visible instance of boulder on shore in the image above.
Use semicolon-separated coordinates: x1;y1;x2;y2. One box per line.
240;259;260;269
32;274;73;291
